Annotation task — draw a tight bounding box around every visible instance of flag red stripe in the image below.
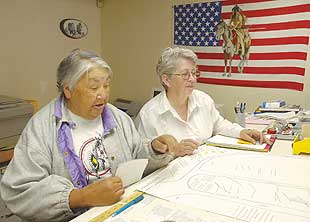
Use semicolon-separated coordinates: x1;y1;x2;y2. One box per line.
222;0;272;6
248;20;310;32
219;36;309;46
252;36;309;45
197;65;305;76
197;52;307;60
222;4;310;19
198;78;304;91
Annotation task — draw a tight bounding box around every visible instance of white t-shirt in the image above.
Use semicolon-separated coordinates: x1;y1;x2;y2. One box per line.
135;89;243;143
68;110;112;184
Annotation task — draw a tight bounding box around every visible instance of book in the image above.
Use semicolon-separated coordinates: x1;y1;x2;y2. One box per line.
262;100;285;109
205;135;275;152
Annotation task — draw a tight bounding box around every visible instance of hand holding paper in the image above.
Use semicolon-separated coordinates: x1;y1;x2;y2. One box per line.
239;129;271;145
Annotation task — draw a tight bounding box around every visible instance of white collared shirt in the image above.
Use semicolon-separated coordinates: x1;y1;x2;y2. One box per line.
135;89;243;143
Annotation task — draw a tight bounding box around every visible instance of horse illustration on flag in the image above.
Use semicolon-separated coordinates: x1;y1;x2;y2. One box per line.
215;5;251;77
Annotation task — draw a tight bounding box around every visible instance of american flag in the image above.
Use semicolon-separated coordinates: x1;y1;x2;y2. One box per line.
173;0;310;91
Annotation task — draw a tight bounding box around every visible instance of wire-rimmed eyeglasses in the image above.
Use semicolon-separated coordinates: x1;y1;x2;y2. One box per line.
171;69;201;80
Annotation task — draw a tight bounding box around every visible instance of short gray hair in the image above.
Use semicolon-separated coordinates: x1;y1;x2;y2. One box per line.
156;47;198;87
57;49;113;93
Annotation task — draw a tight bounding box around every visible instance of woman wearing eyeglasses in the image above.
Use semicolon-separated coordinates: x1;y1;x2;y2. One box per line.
135;47;269;157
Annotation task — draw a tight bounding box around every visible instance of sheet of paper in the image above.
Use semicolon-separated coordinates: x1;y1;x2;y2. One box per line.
245;116;273;125
136;146;310;222
106;194;239;222
115;159;148;187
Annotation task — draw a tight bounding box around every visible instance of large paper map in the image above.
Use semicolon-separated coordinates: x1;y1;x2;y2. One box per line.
137;146;310;222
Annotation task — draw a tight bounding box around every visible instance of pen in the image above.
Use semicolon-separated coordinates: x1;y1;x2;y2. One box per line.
234;102;240;113
112;195;144;217
241;102;246;113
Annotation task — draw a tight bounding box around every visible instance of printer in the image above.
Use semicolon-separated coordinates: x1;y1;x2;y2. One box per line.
0;95;34;150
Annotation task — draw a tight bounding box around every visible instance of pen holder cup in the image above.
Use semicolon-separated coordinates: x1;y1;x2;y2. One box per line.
235;112;246;128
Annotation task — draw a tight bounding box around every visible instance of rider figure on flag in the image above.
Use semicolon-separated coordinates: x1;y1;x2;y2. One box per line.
229;5;250;56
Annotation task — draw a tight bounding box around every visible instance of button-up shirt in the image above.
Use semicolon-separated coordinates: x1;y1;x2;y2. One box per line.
135;89;243;143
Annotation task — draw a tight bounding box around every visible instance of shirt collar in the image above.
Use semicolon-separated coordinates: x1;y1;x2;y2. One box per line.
55;94;116;134
55;95;75;128
55;94;63;119
188;93;198;114
158;90;174;115
101;104;117;135
158;90;202;115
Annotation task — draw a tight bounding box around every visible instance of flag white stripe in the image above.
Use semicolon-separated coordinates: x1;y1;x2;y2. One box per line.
249;29;310;39
184;44;308;54
223;12;310;26
222;0;308;13
200;72;304;82
245;45;308;54
198;59;306;68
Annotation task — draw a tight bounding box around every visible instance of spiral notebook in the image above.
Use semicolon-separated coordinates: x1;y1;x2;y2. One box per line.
205;135;275;152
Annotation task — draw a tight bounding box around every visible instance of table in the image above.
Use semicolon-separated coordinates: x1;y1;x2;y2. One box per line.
71;126;307;222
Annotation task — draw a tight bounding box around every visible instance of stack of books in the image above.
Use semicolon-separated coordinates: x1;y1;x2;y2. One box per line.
254;104;301;113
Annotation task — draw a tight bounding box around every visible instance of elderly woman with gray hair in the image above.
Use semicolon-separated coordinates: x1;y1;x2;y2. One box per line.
0;49;179;222
135;47;269;155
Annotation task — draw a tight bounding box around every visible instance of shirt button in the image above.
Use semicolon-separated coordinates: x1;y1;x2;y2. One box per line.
64;151;69;156
111;156;115;161
77;180;81;186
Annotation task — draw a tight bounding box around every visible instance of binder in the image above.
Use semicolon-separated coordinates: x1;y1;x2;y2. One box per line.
205;135;275;152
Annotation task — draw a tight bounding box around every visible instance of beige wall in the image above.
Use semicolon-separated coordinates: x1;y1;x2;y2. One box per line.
102;0;310;121
0;0;102;107
1;0;308;121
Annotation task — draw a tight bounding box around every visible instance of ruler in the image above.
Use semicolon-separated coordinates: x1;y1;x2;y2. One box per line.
89;190;144;222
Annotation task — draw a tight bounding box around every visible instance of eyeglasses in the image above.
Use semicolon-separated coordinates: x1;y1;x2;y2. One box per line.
171;69;201;80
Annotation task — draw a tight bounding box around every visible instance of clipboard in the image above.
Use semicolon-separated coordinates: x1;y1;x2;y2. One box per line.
205;135;275;152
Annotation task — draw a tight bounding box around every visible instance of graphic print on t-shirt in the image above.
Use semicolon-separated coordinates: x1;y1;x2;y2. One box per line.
80;135;111;182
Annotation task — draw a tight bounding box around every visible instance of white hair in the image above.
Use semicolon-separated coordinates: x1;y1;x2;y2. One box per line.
57;49;112;93
156;47;197;88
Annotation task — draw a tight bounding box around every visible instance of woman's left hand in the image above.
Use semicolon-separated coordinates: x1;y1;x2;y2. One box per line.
239;129;271;145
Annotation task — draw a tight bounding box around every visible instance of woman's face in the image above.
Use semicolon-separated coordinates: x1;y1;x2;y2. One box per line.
167;58;197;97
64;68;111;120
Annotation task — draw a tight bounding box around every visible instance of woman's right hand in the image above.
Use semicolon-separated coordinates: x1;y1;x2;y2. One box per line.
69;176;125;209
170;139;199;157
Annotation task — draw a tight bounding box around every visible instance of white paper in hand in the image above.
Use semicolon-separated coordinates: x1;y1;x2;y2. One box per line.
115;159;148;187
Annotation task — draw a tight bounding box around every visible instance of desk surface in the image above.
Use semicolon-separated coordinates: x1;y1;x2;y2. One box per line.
71;128;307;222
